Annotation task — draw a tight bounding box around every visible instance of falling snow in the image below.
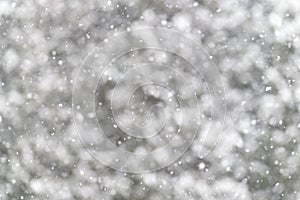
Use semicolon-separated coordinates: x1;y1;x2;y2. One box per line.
0;0;300;200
